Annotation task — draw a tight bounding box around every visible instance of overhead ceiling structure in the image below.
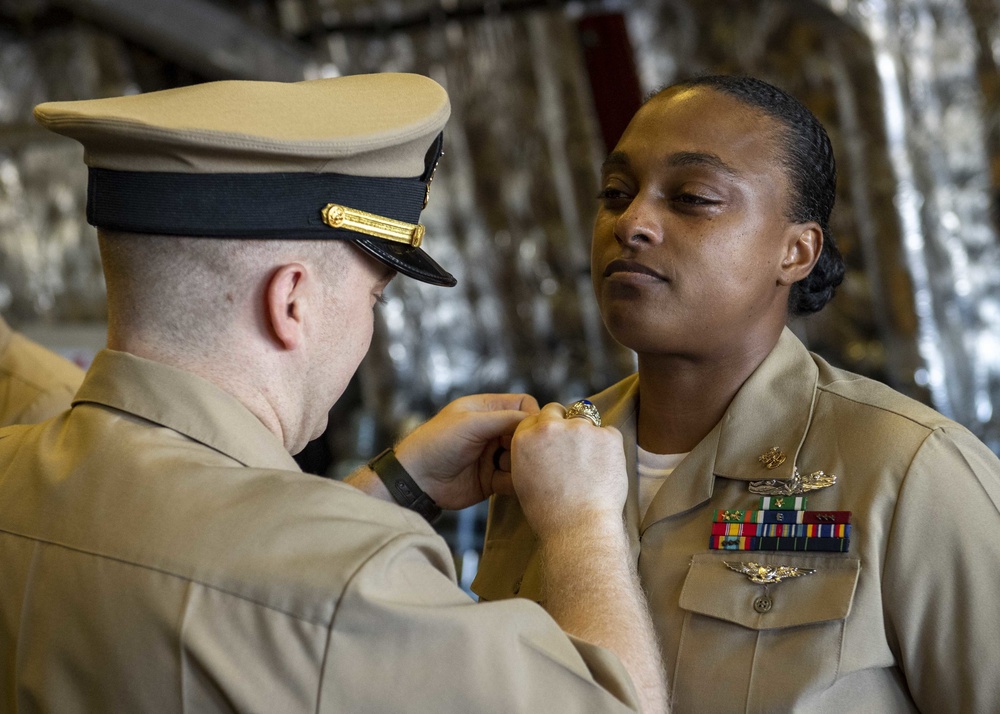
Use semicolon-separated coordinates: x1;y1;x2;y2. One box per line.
22;0;317;80
19;0;594;81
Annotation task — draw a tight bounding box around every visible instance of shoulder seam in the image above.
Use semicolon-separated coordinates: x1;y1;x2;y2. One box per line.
815;382;947;432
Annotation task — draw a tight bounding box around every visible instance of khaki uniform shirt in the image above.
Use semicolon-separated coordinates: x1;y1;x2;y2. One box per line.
0;350;638;713
0;316;83;426
474;328;1000;713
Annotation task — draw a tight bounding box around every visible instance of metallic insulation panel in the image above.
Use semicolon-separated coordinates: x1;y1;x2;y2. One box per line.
47;0;315;80
832;0;1000;448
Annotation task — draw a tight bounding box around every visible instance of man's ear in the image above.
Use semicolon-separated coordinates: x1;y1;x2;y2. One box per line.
266;262;309;350
777;222;823;286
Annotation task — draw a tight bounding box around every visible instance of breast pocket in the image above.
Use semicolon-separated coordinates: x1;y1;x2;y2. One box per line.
673;551;860;713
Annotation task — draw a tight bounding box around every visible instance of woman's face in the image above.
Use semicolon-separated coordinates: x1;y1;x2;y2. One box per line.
591;87;806;362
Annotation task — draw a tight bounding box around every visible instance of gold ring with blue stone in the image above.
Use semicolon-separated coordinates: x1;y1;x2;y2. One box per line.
564;399;602;427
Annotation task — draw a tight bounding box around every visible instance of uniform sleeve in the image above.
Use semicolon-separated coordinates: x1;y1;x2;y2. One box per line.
319;529;639;713
882;426;1000;712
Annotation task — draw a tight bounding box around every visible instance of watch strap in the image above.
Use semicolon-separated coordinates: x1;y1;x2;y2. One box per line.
368;447;442;523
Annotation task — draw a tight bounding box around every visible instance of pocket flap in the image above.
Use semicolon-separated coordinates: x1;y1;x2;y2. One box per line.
679;552;861;630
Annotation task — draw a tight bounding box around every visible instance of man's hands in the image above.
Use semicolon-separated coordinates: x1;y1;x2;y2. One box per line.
347;397;666;711
392;393;539;510
511;404;668;713
347;395;629;530
509;403;628;540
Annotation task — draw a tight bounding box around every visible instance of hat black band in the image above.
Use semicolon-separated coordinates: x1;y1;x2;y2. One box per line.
87;168;427;238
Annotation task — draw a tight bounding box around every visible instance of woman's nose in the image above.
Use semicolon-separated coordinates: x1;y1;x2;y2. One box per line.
613;197;663;247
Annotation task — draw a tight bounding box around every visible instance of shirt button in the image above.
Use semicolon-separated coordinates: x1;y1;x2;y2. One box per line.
753;595;773;613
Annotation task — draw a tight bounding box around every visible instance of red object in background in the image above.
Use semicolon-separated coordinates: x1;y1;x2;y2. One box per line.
576;12;644;153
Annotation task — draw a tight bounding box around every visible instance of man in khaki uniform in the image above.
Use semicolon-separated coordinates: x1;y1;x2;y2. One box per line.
0;74;666;712
474;75;1000;712
0;314;83;425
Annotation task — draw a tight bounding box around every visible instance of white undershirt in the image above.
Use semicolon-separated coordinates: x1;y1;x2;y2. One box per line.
637;445;689;520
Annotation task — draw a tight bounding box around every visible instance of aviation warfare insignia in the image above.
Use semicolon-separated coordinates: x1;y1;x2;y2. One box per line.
723;561;817;584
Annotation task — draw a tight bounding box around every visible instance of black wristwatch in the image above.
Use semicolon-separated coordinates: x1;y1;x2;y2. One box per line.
367;448;442;524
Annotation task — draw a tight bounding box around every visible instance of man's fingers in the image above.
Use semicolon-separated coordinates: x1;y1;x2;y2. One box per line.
540;401;568;418
451;393;541;415
489;431;516;479
520;402;568;426
489;472;515;497
491;444;511;472
459;409;537;444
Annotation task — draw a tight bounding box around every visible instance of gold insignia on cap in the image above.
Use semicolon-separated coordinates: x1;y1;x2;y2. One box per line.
423;149;443;209
723;560;816;584
758;446;786;469
749;468;837;496
322;204;425;247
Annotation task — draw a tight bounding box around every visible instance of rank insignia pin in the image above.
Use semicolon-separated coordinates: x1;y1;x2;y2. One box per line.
723;561;817;584
758;447;786;469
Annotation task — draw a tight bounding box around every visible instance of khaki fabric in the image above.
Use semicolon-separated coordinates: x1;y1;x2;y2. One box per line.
474;328;1000;713
33;73;450;178
0;315;84;427
0;350;638;713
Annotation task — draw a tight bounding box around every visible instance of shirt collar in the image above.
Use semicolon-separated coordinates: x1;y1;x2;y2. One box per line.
712;327;819;482
644;328;818;529
73;349;301;472
597;328;820;532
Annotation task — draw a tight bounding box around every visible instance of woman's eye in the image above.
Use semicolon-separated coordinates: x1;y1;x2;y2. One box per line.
597;187;630;203
374;293;388;306
674;192;716;206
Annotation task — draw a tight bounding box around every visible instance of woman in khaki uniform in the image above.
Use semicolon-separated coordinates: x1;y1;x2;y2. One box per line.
474;76;1000;712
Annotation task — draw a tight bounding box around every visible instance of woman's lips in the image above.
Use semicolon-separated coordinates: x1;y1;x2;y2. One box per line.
603;259;667;281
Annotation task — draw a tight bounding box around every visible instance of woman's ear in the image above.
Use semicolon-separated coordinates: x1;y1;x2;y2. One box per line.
265;262;309;350
778;223;823;286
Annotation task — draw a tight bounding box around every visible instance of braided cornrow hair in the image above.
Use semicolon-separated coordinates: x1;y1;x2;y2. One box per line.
649;75;844;315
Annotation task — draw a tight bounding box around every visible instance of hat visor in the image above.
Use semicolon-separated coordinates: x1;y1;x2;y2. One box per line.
350;234;457;287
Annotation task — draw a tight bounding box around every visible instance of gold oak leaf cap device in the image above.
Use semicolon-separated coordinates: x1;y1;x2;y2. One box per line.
33;72;456;287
